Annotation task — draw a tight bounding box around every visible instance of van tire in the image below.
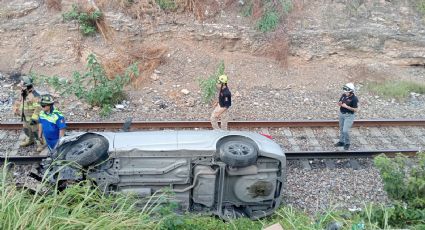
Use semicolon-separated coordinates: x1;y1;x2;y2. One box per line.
65;134;109;167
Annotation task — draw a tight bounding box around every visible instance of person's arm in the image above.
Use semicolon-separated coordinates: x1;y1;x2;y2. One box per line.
38;123;42;140
59;129;65;138
341;97;359;112
337;95;343;107
56;113;67;138
341;103;358;112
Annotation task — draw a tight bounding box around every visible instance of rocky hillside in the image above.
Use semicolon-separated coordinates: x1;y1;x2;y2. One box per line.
1;0;425;122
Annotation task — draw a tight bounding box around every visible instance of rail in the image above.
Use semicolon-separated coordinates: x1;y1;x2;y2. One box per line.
0;149;420;165
1;119;425;130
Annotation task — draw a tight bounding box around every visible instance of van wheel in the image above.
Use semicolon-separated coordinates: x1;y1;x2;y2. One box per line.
219;140;257;167
65;134;109;167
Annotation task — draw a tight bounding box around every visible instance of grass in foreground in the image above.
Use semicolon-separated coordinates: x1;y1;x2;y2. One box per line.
366;80;425;100
3;153;425;229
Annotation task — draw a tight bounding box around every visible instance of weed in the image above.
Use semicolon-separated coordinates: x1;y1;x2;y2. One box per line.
34;54;138;116
156;0;177;11
63;4;103;36
366;80;425;100
241;0;293;32
279;0;293;14
257;10;279;32
418;0;425;15
241;0;254;17
198;61;225;103
365;153;425;228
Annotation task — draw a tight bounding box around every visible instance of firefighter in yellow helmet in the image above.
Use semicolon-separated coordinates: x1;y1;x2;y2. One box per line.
12;76;45;152
210;75;232;130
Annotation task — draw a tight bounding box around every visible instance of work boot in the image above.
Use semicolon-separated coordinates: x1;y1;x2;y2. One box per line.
334;142;344;147
20;138;34;147
344;144;350;150
35;140;45;152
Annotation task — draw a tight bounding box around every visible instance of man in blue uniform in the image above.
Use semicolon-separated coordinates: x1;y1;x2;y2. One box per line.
38;94;67;152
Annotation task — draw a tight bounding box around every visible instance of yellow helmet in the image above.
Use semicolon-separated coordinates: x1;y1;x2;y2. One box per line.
217;75;228;84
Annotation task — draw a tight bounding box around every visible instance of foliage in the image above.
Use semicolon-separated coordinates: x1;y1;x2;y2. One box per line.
257;10;279;32
198;61;225;103
155;0;177;11
365;153;425;228
0;167;160;229
278;0;293;14
241;0;293;32
34;54;138;116
241;0;254;17
63;4;102;36
366;80;425;100
0;159;401;230
417;0;425;15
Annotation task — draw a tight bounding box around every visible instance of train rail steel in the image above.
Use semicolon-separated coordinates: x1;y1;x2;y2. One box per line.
0;149;420;165
1;119;423;165
1;119;425;130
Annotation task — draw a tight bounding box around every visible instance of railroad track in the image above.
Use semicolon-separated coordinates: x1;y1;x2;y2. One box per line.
1;119;424;168
1;119;425;130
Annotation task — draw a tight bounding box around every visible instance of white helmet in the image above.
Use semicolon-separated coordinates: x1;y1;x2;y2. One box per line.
343;83;355;93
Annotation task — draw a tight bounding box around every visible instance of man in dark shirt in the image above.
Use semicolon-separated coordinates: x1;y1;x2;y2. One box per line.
210;75;232;130
334;83;359;150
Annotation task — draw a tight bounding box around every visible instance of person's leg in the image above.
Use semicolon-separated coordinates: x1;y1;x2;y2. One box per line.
220;108;229;130
338;112;345;143
20;122;35;147
342;114;355;148
210;105;221;130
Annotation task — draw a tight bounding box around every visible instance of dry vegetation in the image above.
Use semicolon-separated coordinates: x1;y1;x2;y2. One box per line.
102;42;168;86
45;0;62;11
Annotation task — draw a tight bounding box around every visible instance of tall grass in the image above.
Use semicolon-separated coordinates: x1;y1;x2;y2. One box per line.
0;161;400;229
366;80;425;99
0;162;161;229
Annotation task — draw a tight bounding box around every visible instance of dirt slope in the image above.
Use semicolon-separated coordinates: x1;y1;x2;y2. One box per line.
1;0;425;122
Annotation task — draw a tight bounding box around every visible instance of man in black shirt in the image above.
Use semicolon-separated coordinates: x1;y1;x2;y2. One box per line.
334;83;359;150
210;75;232;130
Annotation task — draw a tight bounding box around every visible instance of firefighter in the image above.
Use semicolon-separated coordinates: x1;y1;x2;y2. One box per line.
210;74;232;130
38;94;67;152
12;76;44;152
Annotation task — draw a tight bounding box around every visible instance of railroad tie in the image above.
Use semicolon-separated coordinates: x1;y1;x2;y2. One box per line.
390;127;417;149
409;127;425;146
324;127;339;144
303;127;322;151
324;159;336;169
370;127;397;149
351;128;372;150
0;132;6;140
300;159;311;170
8;131;26;156
349;159;360;170
282;128;301;151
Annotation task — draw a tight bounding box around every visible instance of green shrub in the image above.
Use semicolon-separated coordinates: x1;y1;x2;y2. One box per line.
365;153;425;228
366;80;425;100
418;0;425;15
198;61;225;103
63;4;102;36
155;0;177;11
257;10;279;32
34;54;138;116
240;0;292;32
